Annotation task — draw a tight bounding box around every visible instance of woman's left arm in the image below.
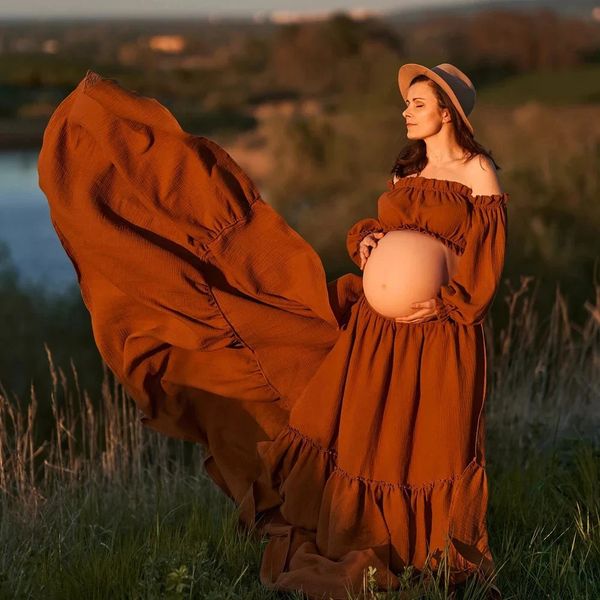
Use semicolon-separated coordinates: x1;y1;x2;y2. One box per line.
433;194;509;326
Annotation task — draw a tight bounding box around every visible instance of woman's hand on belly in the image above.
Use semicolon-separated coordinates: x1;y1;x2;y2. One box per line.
359;232;385;270
394;297;438;323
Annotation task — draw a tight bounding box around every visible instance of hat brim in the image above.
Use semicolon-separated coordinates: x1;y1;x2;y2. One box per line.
398;63;474;135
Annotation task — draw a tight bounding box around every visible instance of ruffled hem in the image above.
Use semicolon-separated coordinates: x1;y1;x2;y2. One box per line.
254;424;495;598
345;218;465;269
387;176;509;208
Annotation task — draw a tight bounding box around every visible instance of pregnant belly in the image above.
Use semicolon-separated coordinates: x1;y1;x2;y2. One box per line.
362;229;452;318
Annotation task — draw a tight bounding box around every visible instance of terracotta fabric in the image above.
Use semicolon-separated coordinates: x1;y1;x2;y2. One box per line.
37;70;509;600
346;176;509;325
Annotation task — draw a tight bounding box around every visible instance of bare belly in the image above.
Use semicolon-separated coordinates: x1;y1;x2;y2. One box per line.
362;230;457;318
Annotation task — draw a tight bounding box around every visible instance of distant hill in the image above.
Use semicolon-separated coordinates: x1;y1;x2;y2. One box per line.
388;0;600;22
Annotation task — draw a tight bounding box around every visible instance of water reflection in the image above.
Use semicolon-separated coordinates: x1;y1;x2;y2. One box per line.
0;149;76;294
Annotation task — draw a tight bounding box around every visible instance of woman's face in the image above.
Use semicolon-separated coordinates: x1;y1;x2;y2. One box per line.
401;80;450;139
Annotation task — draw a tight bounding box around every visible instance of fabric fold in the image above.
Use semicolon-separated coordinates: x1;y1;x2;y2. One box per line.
255;423;494;599
37;70;346;526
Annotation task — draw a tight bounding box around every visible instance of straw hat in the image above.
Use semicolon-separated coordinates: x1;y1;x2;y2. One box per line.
398;63;476;134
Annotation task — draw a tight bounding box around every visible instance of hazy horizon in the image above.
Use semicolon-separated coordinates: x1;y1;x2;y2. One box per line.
0;0;488;20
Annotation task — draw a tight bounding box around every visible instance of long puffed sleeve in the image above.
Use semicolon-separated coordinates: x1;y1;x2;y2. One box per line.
434;194;508;326
346;217;386;268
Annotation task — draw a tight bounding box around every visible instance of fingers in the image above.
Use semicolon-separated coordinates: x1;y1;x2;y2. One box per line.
358;237;378;268
359;240;378;264
394;307;437;323
357;231;384;271
359;247;369;270
395;315;436;324
410;299;436;310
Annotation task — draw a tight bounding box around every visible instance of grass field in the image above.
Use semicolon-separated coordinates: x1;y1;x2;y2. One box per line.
1;277;598;599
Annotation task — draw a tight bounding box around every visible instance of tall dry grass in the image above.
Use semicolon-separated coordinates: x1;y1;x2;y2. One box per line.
0;276;598;598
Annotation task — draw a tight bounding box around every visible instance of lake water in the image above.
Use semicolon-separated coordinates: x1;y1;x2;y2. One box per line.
0;149;77;294
0;147;276;296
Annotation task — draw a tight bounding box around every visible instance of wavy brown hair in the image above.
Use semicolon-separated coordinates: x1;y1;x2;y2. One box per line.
391;74;501;178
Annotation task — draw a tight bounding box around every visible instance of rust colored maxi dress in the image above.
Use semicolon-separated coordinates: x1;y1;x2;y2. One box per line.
37;70;509;600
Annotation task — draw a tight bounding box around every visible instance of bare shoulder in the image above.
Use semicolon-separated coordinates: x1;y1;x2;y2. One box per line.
465;154;504;196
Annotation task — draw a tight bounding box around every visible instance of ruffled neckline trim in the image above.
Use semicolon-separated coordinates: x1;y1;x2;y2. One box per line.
387;175;509;206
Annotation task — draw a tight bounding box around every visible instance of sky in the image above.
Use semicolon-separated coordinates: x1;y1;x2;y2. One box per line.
0;0;485;20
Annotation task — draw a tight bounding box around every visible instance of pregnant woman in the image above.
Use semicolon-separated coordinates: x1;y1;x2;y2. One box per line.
37;62;507;599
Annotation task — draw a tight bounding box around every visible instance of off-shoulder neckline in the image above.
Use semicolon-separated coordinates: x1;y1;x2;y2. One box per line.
387;175;509;204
